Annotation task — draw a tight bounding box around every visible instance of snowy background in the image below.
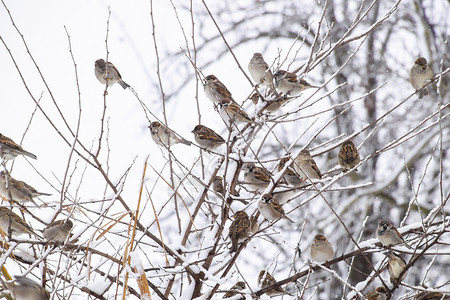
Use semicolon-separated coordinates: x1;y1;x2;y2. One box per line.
0;0;449;299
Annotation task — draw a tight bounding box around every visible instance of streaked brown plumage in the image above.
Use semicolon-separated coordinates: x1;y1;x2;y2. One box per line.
365;287;389;300
386;251;407;284
219;98;252;124
293;149;322;181
223;281;246;299
278;157;304;187
338;140;360;171
94;59;130;89
204;75;234;104
258;270;285;296
0;171;51;205
228;210;250;252
191;125;225;150
0;133;37;161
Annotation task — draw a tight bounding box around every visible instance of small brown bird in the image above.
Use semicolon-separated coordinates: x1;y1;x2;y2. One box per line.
338;140;361;172
274;70;318;96
4;276;49;300
365;287;389;300
248;53;275;90
242;162;271;190
94;59;130;89
149;121;191;147
204;75;234;104
0;207;36;237
278;157;305;187
228;210;251;252
257;193;293;222
218;98;253;124
212;176;239;197
43;219;73;242
385;251;407;284
223;281;246;299
191;125;225;150
0;171;51;205
258;270;285;296
310;234;334;263
376;219;412;249
293;150;322;182
0;133;37;161
409;57;434;99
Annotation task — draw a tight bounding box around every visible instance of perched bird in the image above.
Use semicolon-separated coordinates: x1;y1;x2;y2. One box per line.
248;53;275;89
293;150;322;182
0;171;51;205
385;251;407;284
149;121;191;147
94;59;130;89
274;70;318;96
0;207;36;237
249;93;260;105
0;133;37;161
3;276;49;300
414;291;450;300
218;98;252;124
258;270;285;296
409;57;434;99
43;219;73;242
228;210;250;252
204;75;234;104
365;287;389;300
338;140;361;172
310;234;334;263
272;189;295;205
249;215;259;234
212;176;239;197
278;157;305;187
376;219;411;249
242;162;271;190
191;125;225;150
257;194;293;222
223;281;246;299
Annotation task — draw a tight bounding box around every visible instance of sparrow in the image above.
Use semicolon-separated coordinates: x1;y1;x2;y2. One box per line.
310;234;334;263
0;171;51;205
191;125;225;150
249;93;260;105
212;176;239;197
0;133;37;161
293;150;322;182
385;251;407;284
414;292;450;300
257;193;293;222
258;270;285;296
0;207;37;237
278;157;305;187
338;140;361;172
149;121;191;147
376;219;411;249
250;215;259;234
204;75;234;104
274;70;318;96
43;219;73;242
242;162;271;190
409;57;434;99
94;59;130;89
228;210;250;252
248;53;275;89
272;189;295;205
365;287;389;300
218;98;252;124
3;276;49;300
223;281;246;299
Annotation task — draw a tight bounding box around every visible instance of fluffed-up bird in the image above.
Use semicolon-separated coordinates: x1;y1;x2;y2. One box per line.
0;133;37;161
149;121;191;147
0;171;51;205
94;58;130;89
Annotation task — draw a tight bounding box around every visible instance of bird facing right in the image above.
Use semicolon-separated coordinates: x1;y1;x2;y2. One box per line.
94;59;130;89
0;133;37;161
310;234;334;263
191;125;225;150
338;140;361;172
43;219;73;242
409;57;434;99
223;281;246;299
4;276;49;300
